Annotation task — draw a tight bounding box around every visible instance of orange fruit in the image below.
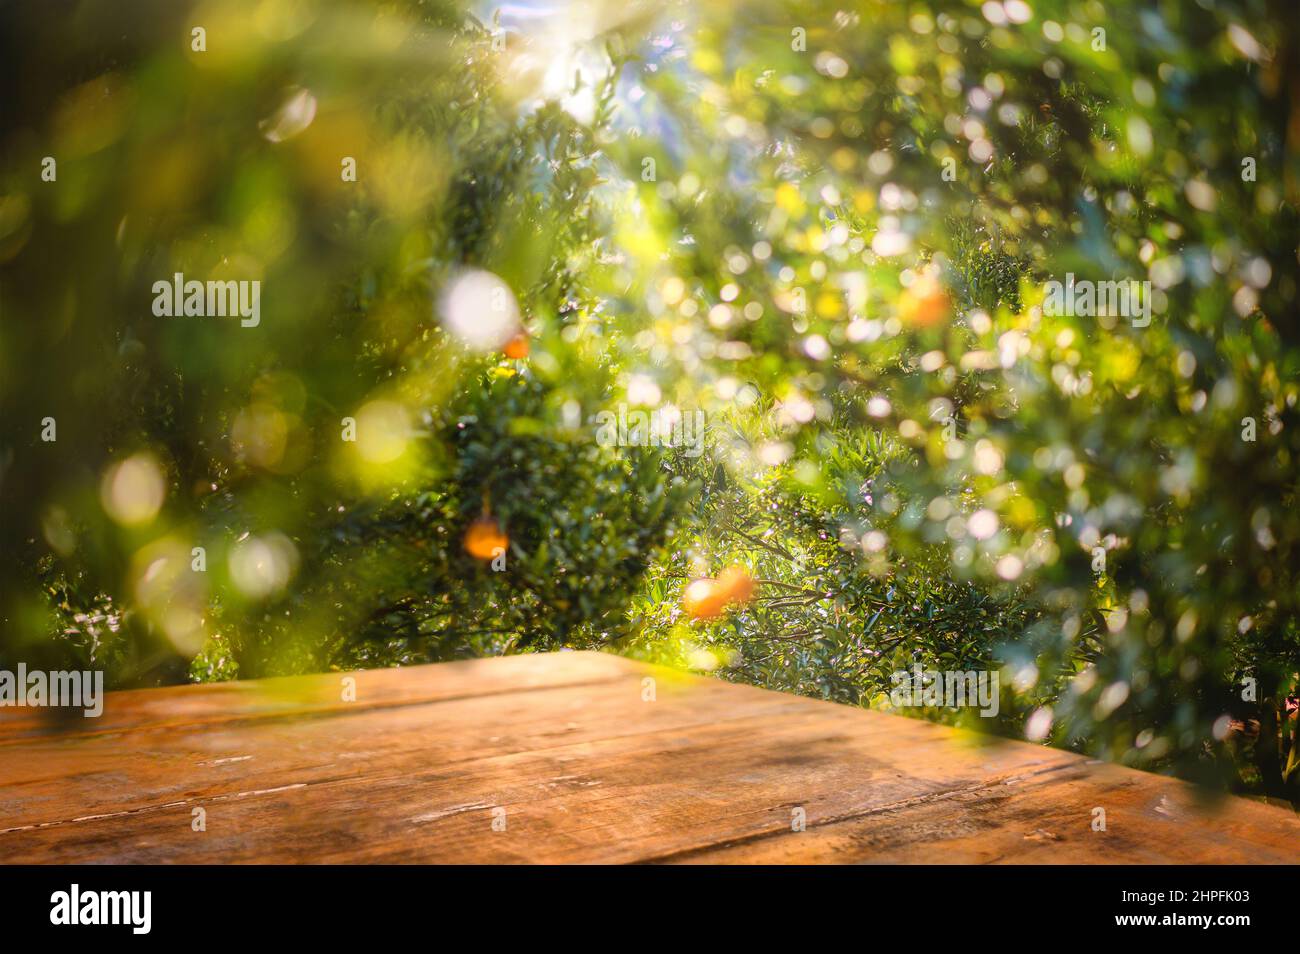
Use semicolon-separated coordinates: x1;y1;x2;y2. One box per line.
898;274;951;328
683;567;757;620
682;578;730;620
464;517;508;560
716;565;756;605
502;332;530;359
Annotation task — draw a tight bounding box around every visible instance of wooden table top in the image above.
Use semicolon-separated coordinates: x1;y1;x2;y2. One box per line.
1;650;1296;863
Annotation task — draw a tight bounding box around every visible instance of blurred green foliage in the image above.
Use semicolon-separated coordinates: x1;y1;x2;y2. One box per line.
2;0;1298;801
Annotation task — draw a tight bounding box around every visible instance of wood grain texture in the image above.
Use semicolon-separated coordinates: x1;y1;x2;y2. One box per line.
0;651;1296;864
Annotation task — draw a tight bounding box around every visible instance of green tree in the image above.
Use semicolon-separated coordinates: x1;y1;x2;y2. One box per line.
606;0;1300;799
2;0;1298;802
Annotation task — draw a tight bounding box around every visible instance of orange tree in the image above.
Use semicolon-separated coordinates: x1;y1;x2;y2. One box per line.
2;0;1298;798
0;1;684;683
606;0;1300;798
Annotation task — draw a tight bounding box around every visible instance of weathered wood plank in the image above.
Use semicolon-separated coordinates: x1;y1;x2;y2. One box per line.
672;758;1300;864
0;652;1296;864
0;671;809;830
0;650;641;743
